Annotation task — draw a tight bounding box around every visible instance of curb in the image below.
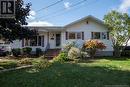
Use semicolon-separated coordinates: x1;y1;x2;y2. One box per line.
0;65;33;73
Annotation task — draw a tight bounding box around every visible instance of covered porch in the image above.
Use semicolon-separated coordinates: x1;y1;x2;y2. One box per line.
22;27;64;52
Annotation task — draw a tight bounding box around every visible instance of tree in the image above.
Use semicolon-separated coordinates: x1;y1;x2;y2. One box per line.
104;10;130;57
83;40;106;58
0;0;36;42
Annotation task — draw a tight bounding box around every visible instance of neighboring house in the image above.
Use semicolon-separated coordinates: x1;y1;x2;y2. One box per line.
8;15;114;56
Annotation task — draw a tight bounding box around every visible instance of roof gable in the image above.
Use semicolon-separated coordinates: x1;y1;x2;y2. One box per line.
65;15;106;27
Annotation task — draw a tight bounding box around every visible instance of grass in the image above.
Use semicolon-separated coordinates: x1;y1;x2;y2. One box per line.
0;57;130;87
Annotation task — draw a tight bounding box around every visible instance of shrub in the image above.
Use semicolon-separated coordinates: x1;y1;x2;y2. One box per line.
53;52;69;62
39;55;45;59
83;40;106;58
12;48;21;57
68;47;80;60
36;48;42;57
121;50;130;57
22;47;32;55
18;58;32;65
80;51;89;59
63;42;78;52
34;59;51;69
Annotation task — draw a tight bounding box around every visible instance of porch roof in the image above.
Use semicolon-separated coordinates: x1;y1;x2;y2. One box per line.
24;26;65;32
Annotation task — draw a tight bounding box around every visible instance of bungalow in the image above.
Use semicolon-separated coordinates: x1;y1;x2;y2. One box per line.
9;15;113;56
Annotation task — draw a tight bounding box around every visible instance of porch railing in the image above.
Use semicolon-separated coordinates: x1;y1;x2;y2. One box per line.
45;43;50;51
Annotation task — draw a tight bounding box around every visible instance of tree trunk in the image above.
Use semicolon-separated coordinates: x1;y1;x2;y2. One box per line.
90;49;96;58
113;46;122;58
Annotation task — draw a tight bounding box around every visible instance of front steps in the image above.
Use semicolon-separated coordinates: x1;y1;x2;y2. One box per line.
45;49;61;59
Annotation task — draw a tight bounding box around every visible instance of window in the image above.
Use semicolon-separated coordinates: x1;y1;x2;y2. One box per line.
25;39;29;46
25;36;43;46
69;33;76;39
92;32;100;39
68;32;83;40
77;32;82;39
92;32;108;40
38;36;41;46
102;32;107;39
30;36;37;46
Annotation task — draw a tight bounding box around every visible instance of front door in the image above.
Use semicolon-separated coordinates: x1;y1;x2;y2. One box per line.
56;34;61;47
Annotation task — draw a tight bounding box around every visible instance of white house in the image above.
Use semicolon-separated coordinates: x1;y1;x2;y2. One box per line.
9;15;113;56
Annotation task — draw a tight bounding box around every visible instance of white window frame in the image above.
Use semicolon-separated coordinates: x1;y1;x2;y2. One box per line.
77;32;82;39
101;32;107;40
92;32;108;40
68;32;82;40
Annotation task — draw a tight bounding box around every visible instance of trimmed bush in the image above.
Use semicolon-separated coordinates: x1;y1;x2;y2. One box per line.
12;48;21;57
80;51;89;59
22;47;32;55
63;42;78;52
18;58;32;65
36;48;42;57
83;40;106;58
53;52;69;62
39;55;45;58
68;47;80;60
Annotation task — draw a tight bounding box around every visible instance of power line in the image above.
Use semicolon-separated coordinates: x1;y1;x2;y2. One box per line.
35;0;87;20
36;0;64;12
39;0;97;21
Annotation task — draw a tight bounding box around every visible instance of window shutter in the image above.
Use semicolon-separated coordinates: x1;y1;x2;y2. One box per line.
82;32;84;40
22;39;24;47
66;32;68;40
107;32;109;40
91;32;94;39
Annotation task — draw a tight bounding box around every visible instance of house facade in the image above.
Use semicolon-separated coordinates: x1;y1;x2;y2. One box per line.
9;15;113;56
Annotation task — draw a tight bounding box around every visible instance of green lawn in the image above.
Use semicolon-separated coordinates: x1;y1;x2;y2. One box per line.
0;57;130;87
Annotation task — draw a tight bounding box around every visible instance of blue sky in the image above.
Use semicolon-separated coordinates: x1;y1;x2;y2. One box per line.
24;0;130;26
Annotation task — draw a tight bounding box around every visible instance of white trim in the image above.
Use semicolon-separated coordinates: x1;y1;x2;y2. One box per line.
68;32;83;40
65;15;106;27
23;15;107;30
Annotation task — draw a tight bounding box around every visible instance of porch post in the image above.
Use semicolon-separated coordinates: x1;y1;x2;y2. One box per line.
37;35;38;46
47;32;49;44
29;39;30;46
46;32;50;50
22;39;24;47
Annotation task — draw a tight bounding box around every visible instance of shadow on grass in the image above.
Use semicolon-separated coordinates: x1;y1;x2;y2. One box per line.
0;62;130;87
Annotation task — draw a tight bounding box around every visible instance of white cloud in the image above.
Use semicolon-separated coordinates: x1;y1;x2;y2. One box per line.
118;0;130;13
28;10;36;20
28;21;54;26
30;10;36;16
64;2;71;9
